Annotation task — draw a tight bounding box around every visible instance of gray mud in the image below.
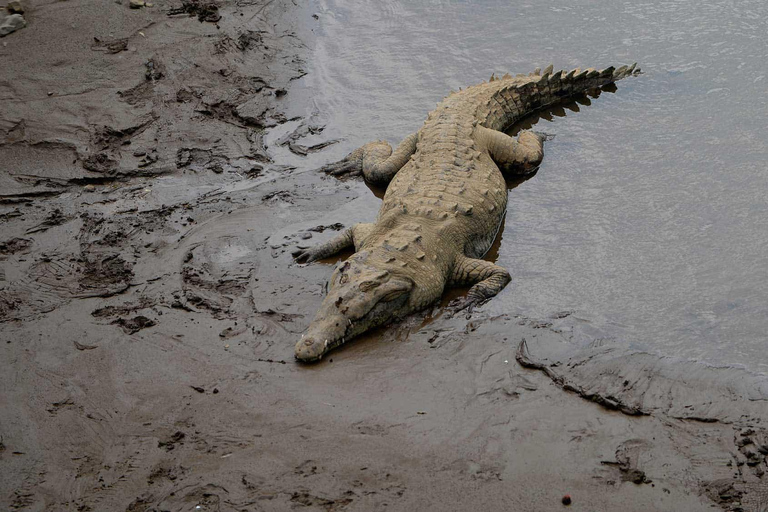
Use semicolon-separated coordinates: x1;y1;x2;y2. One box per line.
1;0;768;511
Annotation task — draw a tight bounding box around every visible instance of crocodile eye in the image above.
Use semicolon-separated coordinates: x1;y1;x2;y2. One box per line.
380;288;409;302
359;280;380;292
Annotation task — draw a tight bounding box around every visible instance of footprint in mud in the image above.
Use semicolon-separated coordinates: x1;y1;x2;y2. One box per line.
180;237;258;319
176;147;230;174
600;439;652;484
0;255;134;322
157;431;186;451
0;237;32;255
290;490;354;511
147;463;186;484
294;460;320;477
112;315;157;335
735;428;768;478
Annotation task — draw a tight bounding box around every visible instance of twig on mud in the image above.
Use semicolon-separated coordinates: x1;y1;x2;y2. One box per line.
256;358;287;364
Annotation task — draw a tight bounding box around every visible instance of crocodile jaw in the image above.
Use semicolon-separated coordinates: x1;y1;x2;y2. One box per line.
294;283;413;362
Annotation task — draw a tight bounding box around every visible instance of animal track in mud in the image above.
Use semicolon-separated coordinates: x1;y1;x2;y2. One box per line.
600;439;652;485
290;490;355;511
147;463;186;484
112;315;157;334
275;117;340;156
157;431;186;451
180;238;258;319
25;208;70;234
735;427;768;478
0;237;31;255
294;460;320;477
176;147;230;174
0;255;133;322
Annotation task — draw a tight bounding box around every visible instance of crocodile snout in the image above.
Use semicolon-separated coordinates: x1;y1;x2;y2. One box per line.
294;336;328;362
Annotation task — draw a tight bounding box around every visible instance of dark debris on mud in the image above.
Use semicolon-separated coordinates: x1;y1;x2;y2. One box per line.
168;0;221;23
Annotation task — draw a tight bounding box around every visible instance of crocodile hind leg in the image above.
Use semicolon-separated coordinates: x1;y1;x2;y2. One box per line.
320;133;418;185
447;255;512;313
292;223;374;263
477;126;545;175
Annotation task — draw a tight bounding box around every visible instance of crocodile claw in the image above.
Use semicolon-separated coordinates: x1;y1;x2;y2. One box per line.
292;247;320;264
446;294;486;318
319;157;362;178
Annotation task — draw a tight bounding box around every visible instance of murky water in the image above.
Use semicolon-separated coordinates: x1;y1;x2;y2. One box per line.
302;0;768;372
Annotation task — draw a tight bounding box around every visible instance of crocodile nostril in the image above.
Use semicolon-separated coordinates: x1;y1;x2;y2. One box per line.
303;338;314;346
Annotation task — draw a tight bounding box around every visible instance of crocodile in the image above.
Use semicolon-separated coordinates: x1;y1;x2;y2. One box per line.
292;63;640;362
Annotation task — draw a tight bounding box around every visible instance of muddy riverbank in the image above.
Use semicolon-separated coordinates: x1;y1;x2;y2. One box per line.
1;0;767;511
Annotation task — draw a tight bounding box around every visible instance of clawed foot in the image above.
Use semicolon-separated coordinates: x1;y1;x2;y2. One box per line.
445;294;486;318
319;154;362;178
292;246;321;264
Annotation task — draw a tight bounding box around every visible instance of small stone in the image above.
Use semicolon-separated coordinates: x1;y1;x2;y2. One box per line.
562;494;572;505
6;0;24;14
47;91;53;96
83;184;96;192
0;14;26;37
129;0;144;8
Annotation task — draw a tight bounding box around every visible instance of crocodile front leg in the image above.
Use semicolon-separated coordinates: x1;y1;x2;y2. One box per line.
477;126;545;175
292;223;374;263
447;256;512;313
320;133;418;185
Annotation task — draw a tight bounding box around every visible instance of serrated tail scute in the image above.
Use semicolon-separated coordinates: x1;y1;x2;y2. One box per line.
483;63;639;131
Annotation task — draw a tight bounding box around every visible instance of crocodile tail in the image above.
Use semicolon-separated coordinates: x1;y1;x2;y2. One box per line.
481;63;641;131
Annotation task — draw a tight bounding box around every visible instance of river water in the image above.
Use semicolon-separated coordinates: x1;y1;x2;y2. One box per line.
301;0;768;373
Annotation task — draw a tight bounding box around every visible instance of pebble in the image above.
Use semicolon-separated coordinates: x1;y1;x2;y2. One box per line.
7;0;24;14
129;0;144;8
0;14;26;37
83;184;96;192
562;494;572;506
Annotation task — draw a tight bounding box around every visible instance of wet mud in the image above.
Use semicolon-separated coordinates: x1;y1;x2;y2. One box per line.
1;0;768;511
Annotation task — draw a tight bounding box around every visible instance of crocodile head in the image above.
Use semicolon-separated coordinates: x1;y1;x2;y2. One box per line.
295;255;415;362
